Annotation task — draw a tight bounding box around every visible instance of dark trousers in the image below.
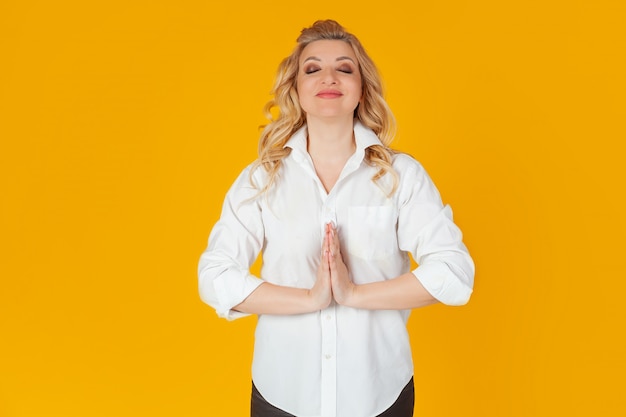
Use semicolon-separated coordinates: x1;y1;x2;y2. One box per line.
251;377;415;417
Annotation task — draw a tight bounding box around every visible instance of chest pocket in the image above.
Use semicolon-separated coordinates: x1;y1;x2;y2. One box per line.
346;206;398;260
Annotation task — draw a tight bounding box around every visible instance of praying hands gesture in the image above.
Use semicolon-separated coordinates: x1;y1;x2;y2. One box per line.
233;224;437;315
309;223;355;309
308;222;439;312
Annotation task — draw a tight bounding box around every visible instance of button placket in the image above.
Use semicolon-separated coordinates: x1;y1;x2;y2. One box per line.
320;304;337;417
321;196;337;230
320;190;337;416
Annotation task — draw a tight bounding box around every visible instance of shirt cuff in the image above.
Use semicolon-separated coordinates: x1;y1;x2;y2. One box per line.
412;262;473;306
212;271;264;320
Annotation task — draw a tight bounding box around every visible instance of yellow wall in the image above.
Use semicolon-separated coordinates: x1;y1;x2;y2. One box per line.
1;1;624;415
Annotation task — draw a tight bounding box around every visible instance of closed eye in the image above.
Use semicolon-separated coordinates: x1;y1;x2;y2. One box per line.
304;65;320;74
337;62;355;74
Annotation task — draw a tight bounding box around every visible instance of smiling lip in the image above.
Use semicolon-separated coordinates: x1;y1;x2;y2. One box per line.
316;89;343;98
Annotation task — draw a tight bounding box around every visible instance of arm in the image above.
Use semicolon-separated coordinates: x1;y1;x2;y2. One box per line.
205;257;332;317
335;272;439;310
199;169;333;318
232;279;330;315
233;225;335;314
234;221;341;314
198;168;265;320
329;159;474;309
326;223;438;309
232;225;335;316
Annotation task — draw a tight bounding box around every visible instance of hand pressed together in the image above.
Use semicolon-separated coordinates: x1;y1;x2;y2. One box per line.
309;230;333;310
309;223;356;308
233;219;438;315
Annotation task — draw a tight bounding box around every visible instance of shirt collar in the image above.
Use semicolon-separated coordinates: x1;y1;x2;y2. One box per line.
284;120;383;156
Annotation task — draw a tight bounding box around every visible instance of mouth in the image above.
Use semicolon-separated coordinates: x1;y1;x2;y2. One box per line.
316;89;343;98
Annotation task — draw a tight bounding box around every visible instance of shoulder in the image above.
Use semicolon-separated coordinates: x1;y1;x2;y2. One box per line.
392;152;427;177
391;152;442;203
222;161;270;199
235;161;269;184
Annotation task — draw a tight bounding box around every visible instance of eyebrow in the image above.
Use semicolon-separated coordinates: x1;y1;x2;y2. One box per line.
302;56;356;64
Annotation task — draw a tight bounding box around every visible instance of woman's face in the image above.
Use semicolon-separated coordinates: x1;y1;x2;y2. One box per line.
296;40;362;122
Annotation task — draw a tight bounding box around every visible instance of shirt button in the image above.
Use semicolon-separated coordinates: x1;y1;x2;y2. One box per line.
326;315;331;320
325;354;332;360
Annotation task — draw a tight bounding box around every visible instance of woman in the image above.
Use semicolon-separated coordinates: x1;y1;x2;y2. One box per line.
198;20;474;417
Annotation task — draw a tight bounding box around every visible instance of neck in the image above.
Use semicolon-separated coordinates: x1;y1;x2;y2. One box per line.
306;117;356;161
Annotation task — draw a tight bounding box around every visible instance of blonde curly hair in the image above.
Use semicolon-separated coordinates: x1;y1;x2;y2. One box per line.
251;20;398;196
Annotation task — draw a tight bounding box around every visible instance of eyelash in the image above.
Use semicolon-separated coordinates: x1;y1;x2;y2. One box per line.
304;67;354;75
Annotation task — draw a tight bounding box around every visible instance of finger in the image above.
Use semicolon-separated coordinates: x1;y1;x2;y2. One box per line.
329;224;340;257
321;226;329;256
326;223;333;245
328;247;337;272
322;224;331;256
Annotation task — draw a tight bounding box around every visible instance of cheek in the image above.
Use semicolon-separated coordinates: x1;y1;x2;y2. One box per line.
297;76;313;92
353;76;363;96
348;81;363;104
296;78;314;108
340;74;361;98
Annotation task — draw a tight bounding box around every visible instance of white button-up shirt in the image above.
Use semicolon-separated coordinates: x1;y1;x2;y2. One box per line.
198;121;474;417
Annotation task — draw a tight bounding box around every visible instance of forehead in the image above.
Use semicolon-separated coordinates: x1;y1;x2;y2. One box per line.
299;39;357;62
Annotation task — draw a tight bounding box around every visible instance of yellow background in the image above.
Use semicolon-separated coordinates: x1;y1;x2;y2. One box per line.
1;0;624;415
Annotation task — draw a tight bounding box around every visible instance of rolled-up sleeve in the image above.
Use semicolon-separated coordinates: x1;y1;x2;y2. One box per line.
396;159;475;305
198;166;265;320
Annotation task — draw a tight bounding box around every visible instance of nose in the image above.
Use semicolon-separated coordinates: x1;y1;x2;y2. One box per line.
321;69;338;85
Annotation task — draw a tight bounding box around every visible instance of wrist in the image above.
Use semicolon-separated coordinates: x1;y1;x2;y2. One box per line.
306;288;330;312
336;283;359;308
348;283;360;307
